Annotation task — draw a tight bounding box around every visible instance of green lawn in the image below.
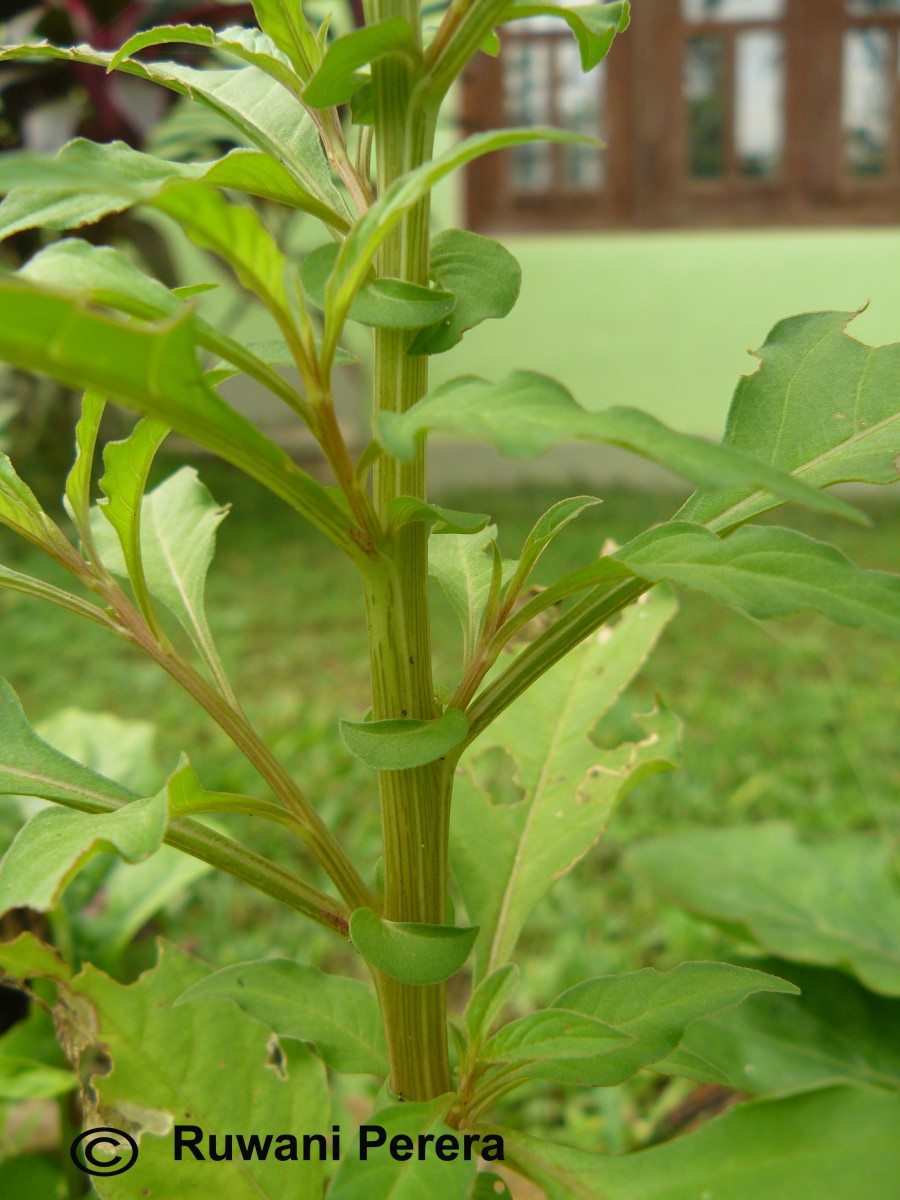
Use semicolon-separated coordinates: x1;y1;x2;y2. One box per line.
1;456;897;1150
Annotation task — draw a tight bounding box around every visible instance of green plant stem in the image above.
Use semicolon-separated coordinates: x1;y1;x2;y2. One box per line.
363;0;451;1102
103;582;372;912
27;786;349;936
463;579;653;746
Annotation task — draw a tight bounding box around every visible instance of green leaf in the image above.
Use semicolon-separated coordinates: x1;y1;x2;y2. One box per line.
0;792;168;915
429;527;516;663
473;1175;511;1200
0;1155;67;1197
150;184;293;320
111;24;301;97
0;42;349;220
349;908;479;985
501;1087;900;1200
0;937;331;1200
409;229;522;356
0;682;344;933
63;390;106;552
0;138;347;234
339;707;468;770
93;468;233;689
550;962;798;1087
321;127;599;366
21;239;309;409
0;563;109;627
250;0;319;79
177;959;388;1075
505;495;603;602
451;588;678;980
36;705;158;795
301;242;456;330
0;276;355;552
327;1099;477;1200
80;847;212;968
0;677;136;810
465;965;519;1049
678;311;900;532
502;2;630;71
22;235;180;316
386;497;491;536
626;824;900;995
97;418;170;625
376;372;864;524
303;18;419;108
0;452;71;558
662;961;900;1097
481;1009;630;1085
616;522;900;639
0;1055;77;1100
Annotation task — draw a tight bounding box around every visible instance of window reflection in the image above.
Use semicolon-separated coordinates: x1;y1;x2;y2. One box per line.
735;31;784;176
681;0;784;21
845;1;900;14
685;35;726;177
842;28;892;175
556;41;605;188
504;38;554;191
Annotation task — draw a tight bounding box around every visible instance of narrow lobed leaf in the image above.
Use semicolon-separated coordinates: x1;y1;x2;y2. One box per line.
0;792;168;916
626;824;900;995
502;2;631;71
303;17;420;108
615;522;900;639
376;371;865;524
678;310;900;531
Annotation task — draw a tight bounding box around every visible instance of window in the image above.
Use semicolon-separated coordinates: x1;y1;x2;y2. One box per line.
463;0;900;229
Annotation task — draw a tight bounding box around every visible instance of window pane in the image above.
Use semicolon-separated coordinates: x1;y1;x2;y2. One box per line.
504;38;554;191
842;28;892;175
685;35;726;177
734;30;784;176
845;1;900;14
557;40;605;188
682;0;784;21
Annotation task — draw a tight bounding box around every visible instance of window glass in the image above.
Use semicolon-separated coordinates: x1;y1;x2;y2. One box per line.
734;30;785;176
845;1;900;14
504;38;554;191
556;40;605;188
682;0;784;21
842;27;892;175
685;35;726;177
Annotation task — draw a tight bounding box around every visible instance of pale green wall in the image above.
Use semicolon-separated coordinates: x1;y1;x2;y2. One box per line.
427;227;900;438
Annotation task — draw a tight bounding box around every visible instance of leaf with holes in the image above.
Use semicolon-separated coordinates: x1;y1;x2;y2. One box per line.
451;587;679;981
677;310;900;531
178;959;388;1075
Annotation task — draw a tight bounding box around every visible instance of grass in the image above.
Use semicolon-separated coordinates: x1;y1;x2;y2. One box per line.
1;452;897;1154
1;456;896;956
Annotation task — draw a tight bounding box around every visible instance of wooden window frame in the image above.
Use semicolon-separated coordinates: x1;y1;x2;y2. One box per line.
463;0;900;231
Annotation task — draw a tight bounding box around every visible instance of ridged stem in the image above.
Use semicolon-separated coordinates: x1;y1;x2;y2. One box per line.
363;0;451;1101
